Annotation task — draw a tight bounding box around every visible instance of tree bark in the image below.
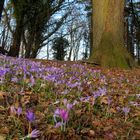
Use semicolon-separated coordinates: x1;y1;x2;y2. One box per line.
8;22;23;57
8;12;24;57
89;0;93;57
89;0;134;68
0;0;4;21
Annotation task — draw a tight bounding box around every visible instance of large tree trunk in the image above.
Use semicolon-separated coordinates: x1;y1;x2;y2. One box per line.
25;31;35;58
89;0;93;57
8;23;23;57
8;13;24;57
0;0;4;21
89;0;134;68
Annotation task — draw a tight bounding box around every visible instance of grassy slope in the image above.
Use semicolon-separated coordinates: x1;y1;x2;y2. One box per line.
0;56;140;139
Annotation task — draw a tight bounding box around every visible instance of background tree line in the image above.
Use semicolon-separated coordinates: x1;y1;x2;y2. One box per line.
0;0;140;67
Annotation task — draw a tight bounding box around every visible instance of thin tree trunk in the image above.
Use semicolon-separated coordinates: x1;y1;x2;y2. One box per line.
46;43;49;59
0;0;4;21
90;0;134;68
68;33;73;61
137;41;140;65
130;22;134;57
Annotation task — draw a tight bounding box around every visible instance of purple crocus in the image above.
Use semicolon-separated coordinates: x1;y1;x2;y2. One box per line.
17;107;22;116
107;97;112;105
27;129;40;138
54;122;62;128
30;75;35;86
54;108;60;116
63;99;67;106
54;108;69;122
66;103;73;110
26;110;35;122
98;87;106;96
122;107;130;116
59;109;69;121
11;77;18;83
29;129;40;138
63;99;73;110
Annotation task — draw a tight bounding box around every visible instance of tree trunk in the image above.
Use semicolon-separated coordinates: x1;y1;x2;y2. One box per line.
90;0;134;68
0;0;4;21
30;45;40;58
137;41;140;65
25;31;35;58
8;13;24;57
89;0;93;57
8;24;22;57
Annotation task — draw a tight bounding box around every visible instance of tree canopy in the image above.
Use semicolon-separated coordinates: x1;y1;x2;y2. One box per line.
0;0;140;68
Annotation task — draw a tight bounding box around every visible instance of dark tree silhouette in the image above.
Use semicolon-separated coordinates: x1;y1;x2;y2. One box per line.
0;0;4;21
52;37;69;60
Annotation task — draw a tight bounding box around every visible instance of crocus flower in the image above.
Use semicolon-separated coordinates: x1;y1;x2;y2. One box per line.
54;108;69;122
30;75;35;86
27;129;40;138
107;97;112;105
19;129;40;139
11;77;18;83
66;103;73;110
26;110;35;122
98;87;106;96
63;99;73;110
63;99;67;106
122;107;130;116
54;108;60;116
54;122;62;128
17;107;22;116
59;109;69;121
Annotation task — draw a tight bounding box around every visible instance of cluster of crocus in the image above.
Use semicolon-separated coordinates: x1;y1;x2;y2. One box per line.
53;99;73;131
10;106;38;137
21;110;39;139
10;106;22;117
54;108;69;131
54;108;69;122
92;87;107;99
0;54;107;100
0;56;113;111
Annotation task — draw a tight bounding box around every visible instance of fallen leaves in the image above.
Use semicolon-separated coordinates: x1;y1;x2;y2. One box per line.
108;108;117;113
0;56;140;139
0;92;6;99
0;127;9;135
0;135;6;140
100;96;108;105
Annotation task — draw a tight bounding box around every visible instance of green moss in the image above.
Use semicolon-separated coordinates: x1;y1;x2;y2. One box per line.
89;32;135;69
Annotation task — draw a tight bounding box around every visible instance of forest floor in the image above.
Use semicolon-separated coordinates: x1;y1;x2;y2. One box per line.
0;55;140;140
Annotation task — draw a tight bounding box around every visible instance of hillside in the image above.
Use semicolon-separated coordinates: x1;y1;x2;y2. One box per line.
0;55;140;140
